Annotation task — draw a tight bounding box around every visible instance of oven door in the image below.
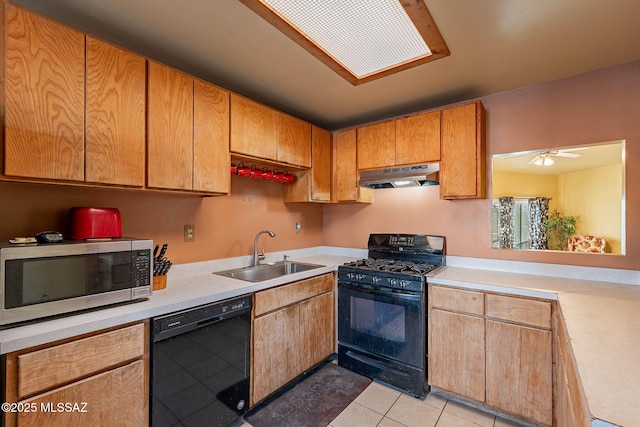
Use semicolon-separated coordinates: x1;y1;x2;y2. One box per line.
338;282;424;368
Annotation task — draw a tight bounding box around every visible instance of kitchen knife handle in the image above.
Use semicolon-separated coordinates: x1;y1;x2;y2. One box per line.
156;243;168;260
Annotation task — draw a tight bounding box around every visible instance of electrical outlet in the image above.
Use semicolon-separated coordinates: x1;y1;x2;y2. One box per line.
184;225;195;242
295;222;301;234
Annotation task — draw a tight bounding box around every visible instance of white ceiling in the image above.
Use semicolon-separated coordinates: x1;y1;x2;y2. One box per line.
492;141;624;175
13;0;640;130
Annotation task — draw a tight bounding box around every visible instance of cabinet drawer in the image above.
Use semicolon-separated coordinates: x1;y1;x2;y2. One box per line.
18;360;146;427
486;294;551;329
17;323;145;398
254;273;334;316
431;286;484;315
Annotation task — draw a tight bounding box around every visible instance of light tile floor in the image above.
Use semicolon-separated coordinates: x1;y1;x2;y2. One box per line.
238;381;527;427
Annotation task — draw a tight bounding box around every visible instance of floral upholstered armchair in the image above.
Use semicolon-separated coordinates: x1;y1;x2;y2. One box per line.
567;236;607;253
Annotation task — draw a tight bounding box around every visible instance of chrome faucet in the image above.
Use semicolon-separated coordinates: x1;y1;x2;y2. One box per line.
253;230;276;266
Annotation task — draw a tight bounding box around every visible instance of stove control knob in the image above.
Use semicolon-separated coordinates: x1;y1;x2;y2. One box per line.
400;280;408;289
356;274;366;281
346;273;355;280
390;278;398;287
371;276;381;284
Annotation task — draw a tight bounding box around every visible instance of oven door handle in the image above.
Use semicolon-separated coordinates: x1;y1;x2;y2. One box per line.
339;283;421;302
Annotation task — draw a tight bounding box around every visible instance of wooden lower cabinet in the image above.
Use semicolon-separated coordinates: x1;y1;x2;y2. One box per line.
17;361;145;427
429;309;485;402
253;304;301;403
300;291;335;370
554;310;591;427
3;322;148;427
252;273;335;405
429;285;553;425
486;320;552;425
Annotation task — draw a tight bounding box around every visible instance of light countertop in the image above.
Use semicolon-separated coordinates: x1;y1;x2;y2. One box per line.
429;266;639;427
0;248;637;426
0;247;363;355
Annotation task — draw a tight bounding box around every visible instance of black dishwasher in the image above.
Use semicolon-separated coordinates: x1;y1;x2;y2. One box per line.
151;294;252;427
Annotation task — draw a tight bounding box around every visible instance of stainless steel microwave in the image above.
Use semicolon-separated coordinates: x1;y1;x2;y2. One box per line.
0;238;153;325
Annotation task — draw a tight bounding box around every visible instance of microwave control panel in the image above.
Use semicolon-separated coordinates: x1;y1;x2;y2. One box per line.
133;250;151;287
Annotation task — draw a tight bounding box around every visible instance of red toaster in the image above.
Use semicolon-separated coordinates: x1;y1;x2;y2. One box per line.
68;207;123;240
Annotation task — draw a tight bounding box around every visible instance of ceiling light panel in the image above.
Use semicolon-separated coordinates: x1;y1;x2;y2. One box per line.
260;0;432;79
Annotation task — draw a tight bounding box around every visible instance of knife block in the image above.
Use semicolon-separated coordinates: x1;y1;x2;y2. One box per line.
153;275;167;291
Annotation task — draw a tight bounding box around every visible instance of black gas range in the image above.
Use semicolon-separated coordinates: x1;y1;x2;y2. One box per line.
337;233;445;397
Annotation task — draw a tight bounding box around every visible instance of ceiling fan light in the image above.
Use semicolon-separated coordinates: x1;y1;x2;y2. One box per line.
542;156;554;166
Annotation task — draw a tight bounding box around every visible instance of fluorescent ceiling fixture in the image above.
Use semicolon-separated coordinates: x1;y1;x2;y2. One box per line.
240;0;449;85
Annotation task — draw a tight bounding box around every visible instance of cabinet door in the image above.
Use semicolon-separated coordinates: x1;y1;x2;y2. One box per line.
230;95;277;161
277;114;311;167
283;125;331;202
300;291;335;371
193;79;230;193
486;320;552;425
86;37;146;186
5;5;85;181
147;62;194;190
333;130;358;201
356;121;395;170
429;309;485;402
310;126;332;201
395;111;440;165
252;305;300;404
440;101;486;199
17;360;146;427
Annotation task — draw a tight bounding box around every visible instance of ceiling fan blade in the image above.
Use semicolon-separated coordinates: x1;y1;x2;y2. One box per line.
558;147;588;152
528;156;539;165
554;152;582;158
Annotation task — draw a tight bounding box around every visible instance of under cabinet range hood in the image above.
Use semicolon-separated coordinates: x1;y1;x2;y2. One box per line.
359;164;440;188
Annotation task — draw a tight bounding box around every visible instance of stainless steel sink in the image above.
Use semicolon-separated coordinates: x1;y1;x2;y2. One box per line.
213;261;324;282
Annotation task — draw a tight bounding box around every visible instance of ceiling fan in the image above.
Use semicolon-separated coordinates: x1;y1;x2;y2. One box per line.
528;148;586;166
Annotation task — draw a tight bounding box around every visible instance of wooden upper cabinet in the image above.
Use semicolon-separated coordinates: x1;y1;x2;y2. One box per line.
283;125;331;203
333;130;358;202
230;94;277;161
395;110;440;165
147;62;194;191
356;121;395;170
440;101;486;199
85;37;146;186
277;113;311;167
5;5;85;181
193;80;230;193
310;126;331;201
332;130;373;203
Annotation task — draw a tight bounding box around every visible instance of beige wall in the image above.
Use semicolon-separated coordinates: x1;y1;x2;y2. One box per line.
492;171;559;211
558;164;623;253
323;60;640;270
0;177;324;265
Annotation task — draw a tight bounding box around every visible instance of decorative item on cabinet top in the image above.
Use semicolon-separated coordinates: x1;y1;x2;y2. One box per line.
232;163;295;183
